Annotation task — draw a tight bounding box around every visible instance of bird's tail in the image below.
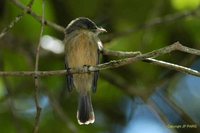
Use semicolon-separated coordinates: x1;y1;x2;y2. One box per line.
77;93;95;125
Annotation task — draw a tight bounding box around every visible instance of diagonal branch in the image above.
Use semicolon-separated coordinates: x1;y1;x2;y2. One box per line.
96;42;200;71
10;0;65;33
0;13;24;39
142;58;200;76
0;0;36;39
10;0;200;42
103;6;200;42
102;42;200;76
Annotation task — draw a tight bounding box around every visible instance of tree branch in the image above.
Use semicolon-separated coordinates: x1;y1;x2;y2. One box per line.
32;0;45;132
10;0;200;43
102;42;200;77
0;0;36;39
0;13;24;39
0;42;200;77
102;6;200;42
10;0;65;33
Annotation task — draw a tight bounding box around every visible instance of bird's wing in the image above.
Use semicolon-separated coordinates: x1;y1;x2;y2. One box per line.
65;58;73;92
92;48;100;93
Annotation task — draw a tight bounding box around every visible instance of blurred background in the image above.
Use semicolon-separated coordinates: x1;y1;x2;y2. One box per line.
0;0;200;133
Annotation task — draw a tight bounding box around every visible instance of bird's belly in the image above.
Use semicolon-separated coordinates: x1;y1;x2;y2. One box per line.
67;37;98;67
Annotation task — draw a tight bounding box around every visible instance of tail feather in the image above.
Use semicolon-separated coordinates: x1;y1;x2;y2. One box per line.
77;93;95;125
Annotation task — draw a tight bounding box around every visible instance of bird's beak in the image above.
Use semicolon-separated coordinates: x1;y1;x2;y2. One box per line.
97;27;107;33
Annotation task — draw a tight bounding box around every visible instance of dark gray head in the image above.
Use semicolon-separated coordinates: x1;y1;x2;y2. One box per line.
65;17;106;34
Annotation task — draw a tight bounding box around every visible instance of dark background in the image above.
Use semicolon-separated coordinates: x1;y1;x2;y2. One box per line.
0;0;200;133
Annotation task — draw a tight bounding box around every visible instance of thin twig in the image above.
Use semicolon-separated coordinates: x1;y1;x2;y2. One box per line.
10;0;65;33
0;0;36;39
95;42;200;72
0;42;200;77
103;42;200;77
102;49;141;58
0;70;67;77
102;6;200;42
10;0;200;41
0;13;24;39
142;58;200;76
32;0;45;133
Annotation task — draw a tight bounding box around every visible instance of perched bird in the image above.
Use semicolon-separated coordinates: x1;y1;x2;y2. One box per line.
64;17;106;125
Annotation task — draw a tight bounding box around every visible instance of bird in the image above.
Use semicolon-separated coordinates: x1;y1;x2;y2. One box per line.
64;17;106;125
